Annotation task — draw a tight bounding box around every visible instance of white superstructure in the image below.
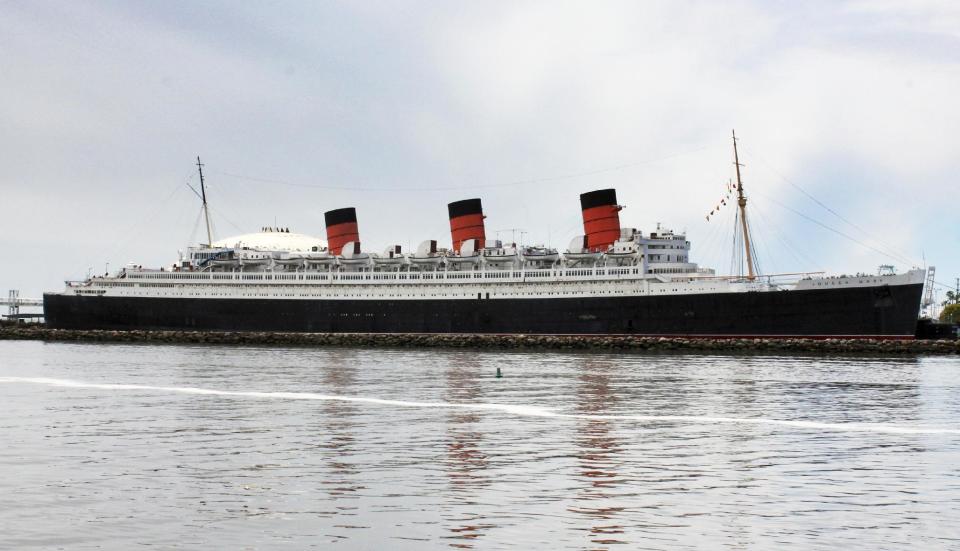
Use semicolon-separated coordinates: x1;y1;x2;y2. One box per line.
53;135;928;308
61;226;926;302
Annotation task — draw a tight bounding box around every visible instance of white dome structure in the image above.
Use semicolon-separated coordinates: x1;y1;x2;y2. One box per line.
212;228;327;252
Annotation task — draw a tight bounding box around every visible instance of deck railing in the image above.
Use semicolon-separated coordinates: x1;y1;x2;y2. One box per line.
108;266;651;286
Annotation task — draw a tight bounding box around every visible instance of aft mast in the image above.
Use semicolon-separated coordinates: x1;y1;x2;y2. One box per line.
732;130;756;280
196;156;214;247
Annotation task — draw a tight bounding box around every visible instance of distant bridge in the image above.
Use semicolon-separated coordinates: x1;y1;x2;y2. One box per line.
2;290;43;318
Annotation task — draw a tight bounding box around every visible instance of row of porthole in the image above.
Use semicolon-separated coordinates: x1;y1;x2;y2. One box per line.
114;282;721;297
117;289;646;298
115;286;719;297
111;281;648;292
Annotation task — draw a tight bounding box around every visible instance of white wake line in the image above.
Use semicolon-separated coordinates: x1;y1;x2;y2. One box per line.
3;376;958;436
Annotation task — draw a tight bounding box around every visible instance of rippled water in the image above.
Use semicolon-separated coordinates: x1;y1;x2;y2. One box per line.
1;341;959;549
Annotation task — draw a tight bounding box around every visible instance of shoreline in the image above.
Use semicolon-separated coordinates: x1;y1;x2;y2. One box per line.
1;326;958;354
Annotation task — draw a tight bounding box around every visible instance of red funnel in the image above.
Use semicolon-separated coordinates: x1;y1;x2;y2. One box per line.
324;207;359;255
448;198;486;253
579;189;621;252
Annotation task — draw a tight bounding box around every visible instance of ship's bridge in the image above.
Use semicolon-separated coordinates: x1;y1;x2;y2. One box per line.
635;226;697;275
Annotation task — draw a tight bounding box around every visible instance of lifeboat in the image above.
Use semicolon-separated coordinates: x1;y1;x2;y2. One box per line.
521;246;559;265
239;257;271;271
409;240;445;268
605;247;641;264
605;229;642;265
563;235;605;265
445;238;483;268
304;252;338;268
209;257;240;268
338;241;371;266
482;241;519;267
206;250;241;269
275;255;306;269
372;245;408;267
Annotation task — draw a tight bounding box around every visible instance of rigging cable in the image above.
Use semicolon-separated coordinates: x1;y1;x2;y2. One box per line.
698;198;739;275
745;204;778;275
749;195;821;271
100;180;188;267
209;144;717;193
739;144;920;267
186;207;204;250
750;188;916;267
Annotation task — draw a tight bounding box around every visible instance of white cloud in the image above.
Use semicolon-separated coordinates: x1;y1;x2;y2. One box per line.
1;1;958;296
423;1;958;275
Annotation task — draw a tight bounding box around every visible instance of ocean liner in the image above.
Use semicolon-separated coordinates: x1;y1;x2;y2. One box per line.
44;135;926;338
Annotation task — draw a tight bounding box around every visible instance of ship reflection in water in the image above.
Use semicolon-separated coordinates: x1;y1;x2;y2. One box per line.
569;358;630;548
442;354;494;548
1;342;958;550
315;349;365;506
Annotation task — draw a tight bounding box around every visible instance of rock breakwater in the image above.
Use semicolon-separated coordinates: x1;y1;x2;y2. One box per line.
1;326;958;354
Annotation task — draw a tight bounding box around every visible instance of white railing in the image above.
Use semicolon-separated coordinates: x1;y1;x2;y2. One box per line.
107;265;652;287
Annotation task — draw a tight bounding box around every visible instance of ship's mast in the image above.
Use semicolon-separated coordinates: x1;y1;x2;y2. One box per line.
197;156;213;247
732;130;756;280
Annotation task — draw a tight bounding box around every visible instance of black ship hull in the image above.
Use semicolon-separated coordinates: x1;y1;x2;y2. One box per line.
44;283;924;338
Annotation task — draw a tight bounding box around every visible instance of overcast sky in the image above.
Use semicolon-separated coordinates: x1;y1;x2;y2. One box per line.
2;0;958;301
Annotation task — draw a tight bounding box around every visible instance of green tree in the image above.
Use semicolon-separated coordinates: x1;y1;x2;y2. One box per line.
945;290;958;305
941;303;960;324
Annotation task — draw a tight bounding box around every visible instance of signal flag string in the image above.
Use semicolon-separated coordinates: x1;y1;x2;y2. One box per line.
705;179;734;221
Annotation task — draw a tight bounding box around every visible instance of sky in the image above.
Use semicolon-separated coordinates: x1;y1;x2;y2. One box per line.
1;0;958;304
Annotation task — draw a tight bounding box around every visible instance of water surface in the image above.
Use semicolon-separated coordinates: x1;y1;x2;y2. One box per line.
1;341;958;549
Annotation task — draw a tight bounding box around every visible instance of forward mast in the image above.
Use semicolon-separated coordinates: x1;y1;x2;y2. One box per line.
197;156;214;247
